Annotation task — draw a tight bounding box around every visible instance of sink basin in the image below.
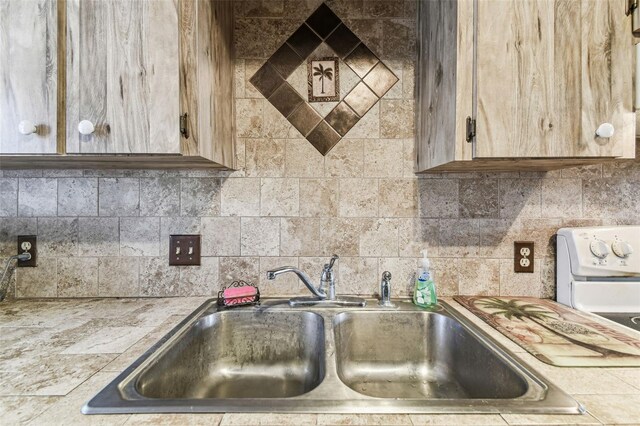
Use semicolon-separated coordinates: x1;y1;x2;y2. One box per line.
334;311;527;399
83;299;583;415
136;310;325;399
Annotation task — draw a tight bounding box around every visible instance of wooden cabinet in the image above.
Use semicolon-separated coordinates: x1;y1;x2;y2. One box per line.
417;0;636;172
65;0;180;155
0;0;235;169
0;0;59;154
178;0;236;167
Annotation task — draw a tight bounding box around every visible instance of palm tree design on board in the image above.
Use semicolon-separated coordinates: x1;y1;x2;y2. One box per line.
313;63;333;94
477;298;637;358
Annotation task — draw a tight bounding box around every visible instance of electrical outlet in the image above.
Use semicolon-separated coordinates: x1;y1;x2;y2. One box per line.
169;235;201;266
514;241;534;273
17;235;37;267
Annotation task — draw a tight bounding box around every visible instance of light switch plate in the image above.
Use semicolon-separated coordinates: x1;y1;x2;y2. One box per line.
169;235;201;266
514;241;534;273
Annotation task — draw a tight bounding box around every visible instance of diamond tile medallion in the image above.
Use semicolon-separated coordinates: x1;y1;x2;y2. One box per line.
250;2;399;155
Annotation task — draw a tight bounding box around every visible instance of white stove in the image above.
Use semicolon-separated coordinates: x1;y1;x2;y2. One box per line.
556;226;640;333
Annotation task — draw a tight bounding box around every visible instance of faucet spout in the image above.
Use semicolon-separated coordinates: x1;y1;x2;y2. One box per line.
266;266;327;299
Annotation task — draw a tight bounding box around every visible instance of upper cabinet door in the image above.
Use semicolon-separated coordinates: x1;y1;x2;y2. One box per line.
475;0;555;158
0;0;58;154
578;0;635;157
66;0;180;154
475;0;634;159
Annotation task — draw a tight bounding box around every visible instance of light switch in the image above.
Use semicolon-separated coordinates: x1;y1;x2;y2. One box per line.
169;235;201;266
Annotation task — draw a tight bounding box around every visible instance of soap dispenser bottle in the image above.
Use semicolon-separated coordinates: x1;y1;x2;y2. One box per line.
413;249;437;308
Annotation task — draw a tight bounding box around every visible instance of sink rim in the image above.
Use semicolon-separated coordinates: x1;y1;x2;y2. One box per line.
83;298;585;415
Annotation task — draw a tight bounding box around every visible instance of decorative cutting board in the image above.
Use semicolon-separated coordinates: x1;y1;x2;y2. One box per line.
454;296;640;367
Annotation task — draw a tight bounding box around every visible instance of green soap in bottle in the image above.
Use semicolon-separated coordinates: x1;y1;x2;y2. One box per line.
413;249;437;307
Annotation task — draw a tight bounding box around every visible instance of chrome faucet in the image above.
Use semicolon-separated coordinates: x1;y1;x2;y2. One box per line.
266;266;326;299
379;271;394;307
266;254;365;307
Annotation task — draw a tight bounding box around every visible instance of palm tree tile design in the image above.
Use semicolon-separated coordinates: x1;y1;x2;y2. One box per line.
250;2;398;156
313;63;333;94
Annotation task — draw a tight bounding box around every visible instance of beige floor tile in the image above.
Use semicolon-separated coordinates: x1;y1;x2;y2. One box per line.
603;368;640;392
102;316;184;373
547;367;638;395
0;301;89;329
73;298;148;320
578;394;640;425
511;352;639;395
220;413;317;425
0;396;60;424
29;371;130;425
409;414;507;425
500;412;601;425
0;354;114;396
124;298;208;327
124;413;224;425
318;414;411;425
61;326;153;355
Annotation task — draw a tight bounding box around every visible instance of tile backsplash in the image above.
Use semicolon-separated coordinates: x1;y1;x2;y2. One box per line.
2;0;640;300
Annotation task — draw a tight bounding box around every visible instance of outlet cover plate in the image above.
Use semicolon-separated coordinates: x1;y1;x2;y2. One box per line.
17;235;37;267
514;241;534;273
169;235;201;266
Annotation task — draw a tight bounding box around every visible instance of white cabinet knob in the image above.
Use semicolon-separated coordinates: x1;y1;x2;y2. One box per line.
595;123;615;138
18;120;37;135
78;120;95;135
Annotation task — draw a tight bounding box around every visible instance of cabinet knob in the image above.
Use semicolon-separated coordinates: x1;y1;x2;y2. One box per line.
78;120;95;135
18;120;37;135
595;123;615;138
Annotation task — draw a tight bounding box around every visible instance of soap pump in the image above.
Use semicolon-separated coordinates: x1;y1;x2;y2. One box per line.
413;249;437;308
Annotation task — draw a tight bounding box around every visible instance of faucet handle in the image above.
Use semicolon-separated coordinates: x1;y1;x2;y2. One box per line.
326;254;339;271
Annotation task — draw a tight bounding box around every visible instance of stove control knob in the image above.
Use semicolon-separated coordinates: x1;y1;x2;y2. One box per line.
612;240;633;258
590;240;610;259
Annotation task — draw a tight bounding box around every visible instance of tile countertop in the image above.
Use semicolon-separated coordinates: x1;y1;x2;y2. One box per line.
1;297;639;426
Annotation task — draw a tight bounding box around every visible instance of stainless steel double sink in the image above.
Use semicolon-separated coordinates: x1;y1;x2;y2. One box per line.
83;299;583;414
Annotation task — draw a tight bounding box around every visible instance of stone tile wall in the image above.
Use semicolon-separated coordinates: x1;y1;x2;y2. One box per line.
1;0;639;299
